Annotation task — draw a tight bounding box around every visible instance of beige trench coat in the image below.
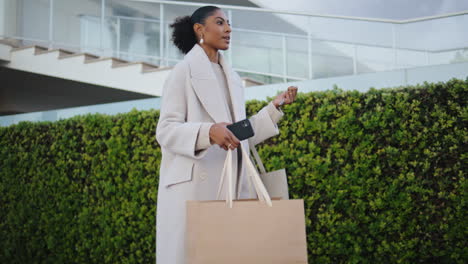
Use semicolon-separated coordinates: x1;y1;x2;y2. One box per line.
155;44;283;264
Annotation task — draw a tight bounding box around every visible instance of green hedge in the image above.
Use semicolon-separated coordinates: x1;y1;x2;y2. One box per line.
1;79;467;263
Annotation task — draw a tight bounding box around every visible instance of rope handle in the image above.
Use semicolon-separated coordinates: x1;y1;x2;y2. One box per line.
250;145;267;174
216;148;272;208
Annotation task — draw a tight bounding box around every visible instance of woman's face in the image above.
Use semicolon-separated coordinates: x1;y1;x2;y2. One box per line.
196;9;231;51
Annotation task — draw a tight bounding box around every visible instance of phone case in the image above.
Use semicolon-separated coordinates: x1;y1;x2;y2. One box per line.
227;119;255;141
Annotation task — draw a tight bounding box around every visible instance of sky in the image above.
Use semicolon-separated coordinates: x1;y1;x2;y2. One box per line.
250;0;468;20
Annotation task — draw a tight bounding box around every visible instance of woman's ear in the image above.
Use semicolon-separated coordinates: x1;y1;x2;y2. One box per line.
193;23;203;40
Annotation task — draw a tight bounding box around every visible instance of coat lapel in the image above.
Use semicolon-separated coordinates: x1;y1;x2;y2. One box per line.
218;52;244;122
186;45;230;123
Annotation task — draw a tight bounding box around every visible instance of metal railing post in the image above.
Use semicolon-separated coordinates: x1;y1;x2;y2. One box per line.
100;0;106;56
392;23;397;69
159;3;164;66
116;17;121;58
282;35;287;82
48;0;54;49
165;18;169;65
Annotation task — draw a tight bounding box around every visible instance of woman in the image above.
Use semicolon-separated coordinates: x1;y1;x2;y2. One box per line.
155;5;298;264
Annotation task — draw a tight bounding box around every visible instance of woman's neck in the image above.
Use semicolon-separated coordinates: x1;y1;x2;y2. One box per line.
199;44;219;63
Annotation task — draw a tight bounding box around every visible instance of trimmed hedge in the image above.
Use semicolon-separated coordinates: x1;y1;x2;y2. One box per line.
1;79;467;263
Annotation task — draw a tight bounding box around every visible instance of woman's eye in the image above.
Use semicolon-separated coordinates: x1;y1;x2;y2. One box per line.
217;21;223;25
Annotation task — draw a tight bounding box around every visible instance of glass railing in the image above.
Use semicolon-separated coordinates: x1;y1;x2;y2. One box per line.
2;59;467;127
1;0;467;84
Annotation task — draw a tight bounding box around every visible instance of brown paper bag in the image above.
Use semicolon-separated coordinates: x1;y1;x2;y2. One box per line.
186;147;308;264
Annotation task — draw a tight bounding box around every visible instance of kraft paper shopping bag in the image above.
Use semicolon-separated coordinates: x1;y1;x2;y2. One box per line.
186;147;308;264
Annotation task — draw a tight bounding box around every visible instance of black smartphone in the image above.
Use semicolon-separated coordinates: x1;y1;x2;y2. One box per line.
227;119;255;141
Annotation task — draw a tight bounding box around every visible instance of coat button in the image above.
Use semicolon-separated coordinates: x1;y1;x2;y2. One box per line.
200;172;208;180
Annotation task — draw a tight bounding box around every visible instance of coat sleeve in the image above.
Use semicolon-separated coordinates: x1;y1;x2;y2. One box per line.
156;62;212;159
248;101;284;146
229;71;284;146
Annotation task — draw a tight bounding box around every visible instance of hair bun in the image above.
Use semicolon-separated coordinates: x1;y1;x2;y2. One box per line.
170;6;220;54
170;16;197;54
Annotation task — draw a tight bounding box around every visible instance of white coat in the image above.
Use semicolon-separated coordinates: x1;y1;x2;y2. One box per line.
155;44;283;264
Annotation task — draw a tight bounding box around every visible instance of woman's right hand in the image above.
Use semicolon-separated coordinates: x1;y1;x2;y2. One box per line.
209;123;240;151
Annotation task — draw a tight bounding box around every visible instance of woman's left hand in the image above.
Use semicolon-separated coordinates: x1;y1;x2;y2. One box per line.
272;86;298;109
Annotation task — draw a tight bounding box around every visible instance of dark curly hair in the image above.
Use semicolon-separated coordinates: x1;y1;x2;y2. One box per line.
170;6;220;54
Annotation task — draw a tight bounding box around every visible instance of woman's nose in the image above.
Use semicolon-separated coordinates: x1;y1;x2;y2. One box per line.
225;23;232;33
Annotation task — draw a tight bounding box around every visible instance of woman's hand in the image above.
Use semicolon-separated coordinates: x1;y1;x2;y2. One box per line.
272;86;298;109
209;123;240;151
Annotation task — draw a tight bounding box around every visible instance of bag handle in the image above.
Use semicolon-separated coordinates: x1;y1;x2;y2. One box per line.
216;149;234;208
216;147;272;208
250;145;267;174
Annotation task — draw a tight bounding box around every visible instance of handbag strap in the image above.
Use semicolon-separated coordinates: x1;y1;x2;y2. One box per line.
216;147;272;208
250;145;267;174
216;148;234;208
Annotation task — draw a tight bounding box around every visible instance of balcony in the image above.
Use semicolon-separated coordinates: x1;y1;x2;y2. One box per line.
1;0;466;84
